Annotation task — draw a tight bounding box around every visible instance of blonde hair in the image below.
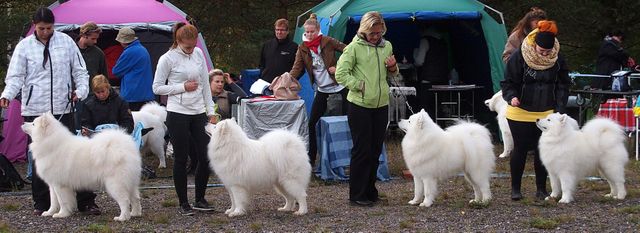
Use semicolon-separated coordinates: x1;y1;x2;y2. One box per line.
91;74;111;91
303;13;320;30
357;11;386;37
209;69;224;83
171;22;199;49
80;21;102;36
274;18;289;28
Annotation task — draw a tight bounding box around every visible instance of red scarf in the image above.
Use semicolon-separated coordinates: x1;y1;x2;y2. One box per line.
304;35;322;54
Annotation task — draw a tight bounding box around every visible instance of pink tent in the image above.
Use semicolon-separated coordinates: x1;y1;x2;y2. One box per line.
31;0;214;70
0;0;215;162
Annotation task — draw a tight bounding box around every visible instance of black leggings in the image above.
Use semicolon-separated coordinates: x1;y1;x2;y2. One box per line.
347;102;388;202
166;112;211;205
307;89;348;165
507;119;548;192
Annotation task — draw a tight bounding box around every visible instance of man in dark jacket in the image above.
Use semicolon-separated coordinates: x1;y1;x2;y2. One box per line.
592;31;630;90
77;22;109;90
259;19;298;83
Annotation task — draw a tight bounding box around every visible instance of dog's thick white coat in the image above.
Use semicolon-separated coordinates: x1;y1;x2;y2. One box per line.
22;113;142;221
399;110;495;207
484;91;512;158
132;102;167;168
537;113;628;203
206;119;311;217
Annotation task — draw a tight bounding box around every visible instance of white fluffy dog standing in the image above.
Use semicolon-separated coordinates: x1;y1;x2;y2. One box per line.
21;112;142;221
484;90;512;158
206;119;311;217
537;113;628;203
132;102;167;168
399;110;495;207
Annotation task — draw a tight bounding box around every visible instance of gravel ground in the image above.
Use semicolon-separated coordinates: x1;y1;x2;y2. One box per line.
1;144;640;232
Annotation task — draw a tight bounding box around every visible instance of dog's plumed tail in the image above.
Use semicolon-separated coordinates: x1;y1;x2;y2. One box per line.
90;129;143;173
455;123;496;170
582;118;626;151
259;130;312;180
139;102;167;122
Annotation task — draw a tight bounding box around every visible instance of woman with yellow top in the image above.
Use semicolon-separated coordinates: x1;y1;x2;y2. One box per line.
500;20;570;201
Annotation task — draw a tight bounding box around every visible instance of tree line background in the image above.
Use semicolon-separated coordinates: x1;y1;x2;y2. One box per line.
1;0;638;86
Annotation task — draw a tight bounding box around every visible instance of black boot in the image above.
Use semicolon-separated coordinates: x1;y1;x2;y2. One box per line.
511;190;523;201
511;177;523;201
536;187;549;200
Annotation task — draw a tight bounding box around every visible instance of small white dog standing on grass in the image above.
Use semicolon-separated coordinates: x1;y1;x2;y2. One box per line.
206;119;311;217
537;113;628;203
22;112;142;221
484;90;512;158
399;110;495;207
132;102;168;168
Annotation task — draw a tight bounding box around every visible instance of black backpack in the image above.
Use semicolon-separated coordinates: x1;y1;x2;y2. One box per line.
0;153;26;192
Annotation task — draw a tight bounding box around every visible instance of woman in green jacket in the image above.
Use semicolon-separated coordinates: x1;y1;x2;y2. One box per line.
335;11;398;207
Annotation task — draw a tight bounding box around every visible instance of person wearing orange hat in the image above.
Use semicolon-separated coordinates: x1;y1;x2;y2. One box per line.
500;20;571;201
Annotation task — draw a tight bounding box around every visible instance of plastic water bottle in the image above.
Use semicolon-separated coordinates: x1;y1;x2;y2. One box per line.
449;68;459;85
612;77;621;91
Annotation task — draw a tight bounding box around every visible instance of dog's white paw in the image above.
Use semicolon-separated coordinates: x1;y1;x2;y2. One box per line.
41;211;55;217
52;211;71;218
293;210;307;215
604;193;613;198
228;210;246;217
498;153;508;158
277;207;293;212
558;198;572;204
158;163;167;169
408;200;420;205
225;208;233;214
131;211;142;217
469;199;482;204
113;216;129;221
419;200;433;207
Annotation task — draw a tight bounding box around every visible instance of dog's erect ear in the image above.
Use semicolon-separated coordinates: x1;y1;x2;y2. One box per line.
415;113;425;129
559;114;567;125
216;120;228;136
40;112;54;129
420;109;426;114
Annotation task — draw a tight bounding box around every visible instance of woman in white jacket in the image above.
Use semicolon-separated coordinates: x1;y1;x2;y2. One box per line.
152;22;216;216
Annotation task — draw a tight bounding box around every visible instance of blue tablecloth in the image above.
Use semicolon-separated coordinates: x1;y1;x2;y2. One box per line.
316;115;390;181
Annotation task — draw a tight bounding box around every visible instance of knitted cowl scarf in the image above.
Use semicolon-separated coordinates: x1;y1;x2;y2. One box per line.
521;28;560;70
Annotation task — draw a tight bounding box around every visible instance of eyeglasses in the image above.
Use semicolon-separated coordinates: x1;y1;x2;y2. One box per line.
367;31;383;37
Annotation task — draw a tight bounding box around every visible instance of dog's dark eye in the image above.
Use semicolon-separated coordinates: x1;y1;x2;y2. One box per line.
547;119;550;121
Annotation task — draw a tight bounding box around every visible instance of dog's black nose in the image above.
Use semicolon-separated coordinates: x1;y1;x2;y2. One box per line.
536;119;539;122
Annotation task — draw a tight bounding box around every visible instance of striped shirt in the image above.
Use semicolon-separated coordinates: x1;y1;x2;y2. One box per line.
1;31;89;116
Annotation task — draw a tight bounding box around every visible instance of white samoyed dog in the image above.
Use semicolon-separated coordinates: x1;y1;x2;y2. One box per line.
399;110;495;207
132;102;168;168
21;112;142;221
206;119;311;217
537;113;628;203
484;90;512;158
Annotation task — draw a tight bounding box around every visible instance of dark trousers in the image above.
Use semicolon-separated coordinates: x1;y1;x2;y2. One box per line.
507;119;548;192
308;89;348;165
24;114;96;211
166;112;211;205
347;102;388;202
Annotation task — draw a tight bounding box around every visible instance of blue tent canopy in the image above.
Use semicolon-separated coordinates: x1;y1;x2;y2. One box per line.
350;11;482;23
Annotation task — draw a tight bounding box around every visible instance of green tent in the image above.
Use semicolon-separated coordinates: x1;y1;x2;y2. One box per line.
293;0;507;94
